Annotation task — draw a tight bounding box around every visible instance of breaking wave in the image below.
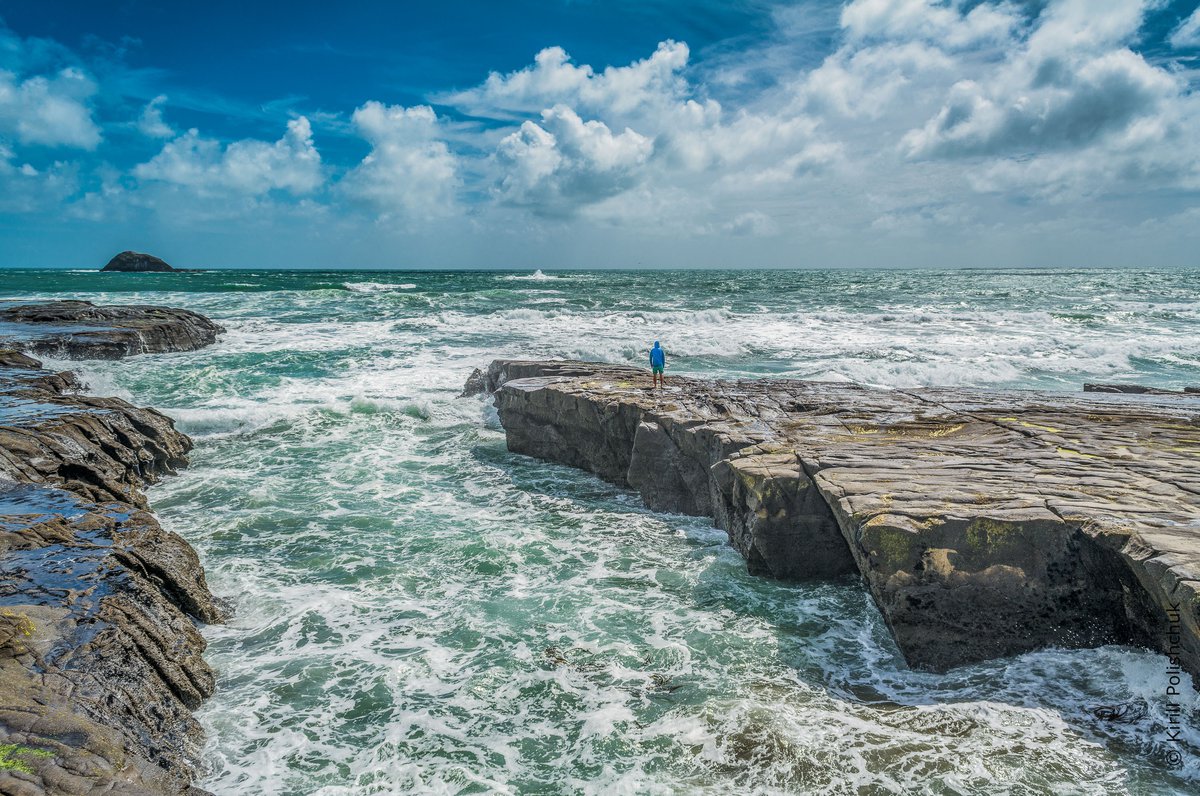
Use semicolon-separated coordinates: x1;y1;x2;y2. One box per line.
343;281;418;293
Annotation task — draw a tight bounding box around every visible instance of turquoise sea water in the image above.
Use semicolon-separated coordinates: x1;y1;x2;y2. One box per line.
3;267;1200;795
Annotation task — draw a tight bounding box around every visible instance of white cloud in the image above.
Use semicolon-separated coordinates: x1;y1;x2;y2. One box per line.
137;94;173;138
1027;0;1151;54
798;41;955;118
902;48;1178;157
445;40;690;118
0;141;79;212
1170;7;1200;48
841;0;1020;48
3;0;1199;265
134;116;322;195
0;66;101;149
446;39;841;229
890;0;1196;212
493;104;653;213
723;210;778;236
340;102;459;219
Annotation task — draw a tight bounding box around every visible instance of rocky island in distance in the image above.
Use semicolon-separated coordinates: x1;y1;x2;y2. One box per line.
100;251;177;272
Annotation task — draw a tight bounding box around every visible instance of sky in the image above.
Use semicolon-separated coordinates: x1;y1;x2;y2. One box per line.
0;0;1198;269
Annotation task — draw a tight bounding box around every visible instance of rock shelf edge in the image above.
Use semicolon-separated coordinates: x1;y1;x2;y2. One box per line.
469;359;1200;681
1;303;224;796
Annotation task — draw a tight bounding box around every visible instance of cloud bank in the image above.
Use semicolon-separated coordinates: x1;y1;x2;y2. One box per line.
1;0;1198;267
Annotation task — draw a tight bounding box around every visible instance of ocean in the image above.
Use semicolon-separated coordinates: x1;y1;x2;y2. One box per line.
3;266;1199;794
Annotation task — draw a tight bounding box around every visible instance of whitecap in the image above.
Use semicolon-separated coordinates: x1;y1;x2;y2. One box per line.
501;269;557;281
342;281;418;293
53;266;1199;795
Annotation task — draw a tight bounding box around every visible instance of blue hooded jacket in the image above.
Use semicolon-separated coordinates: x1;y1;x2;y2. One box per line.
650;341;665;368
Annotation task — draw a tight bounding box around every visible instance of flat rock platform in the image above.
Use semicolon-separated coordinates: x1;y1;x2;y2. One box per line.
470;360;1200;679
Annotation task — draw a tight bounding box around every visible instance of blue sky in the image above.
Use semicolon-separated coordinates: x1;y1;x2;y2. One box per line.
1;0;1198;268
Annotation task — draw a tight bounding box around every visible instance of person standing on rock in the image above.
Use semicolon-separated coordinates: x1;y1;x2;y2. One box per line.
650;341;666;388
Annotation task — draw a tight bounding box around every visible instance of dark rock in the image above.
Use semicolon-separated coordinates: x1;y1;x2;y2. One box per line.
477;360;1200;680
0;300;223;359
100;251;176;272
1;340;221;794
1084;383;1192;395
459;368;487;398
712;445;857;580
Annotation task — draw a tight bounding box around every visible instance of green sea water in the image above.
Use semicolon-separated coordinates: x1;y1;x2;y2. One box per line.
3;267;1199;795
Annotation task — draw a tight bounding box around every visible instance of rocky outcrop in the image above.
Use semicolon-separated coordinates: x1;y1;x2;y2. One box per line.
478;359;1200;680
0;343;222;794
100;252;176;273
0;301;222;360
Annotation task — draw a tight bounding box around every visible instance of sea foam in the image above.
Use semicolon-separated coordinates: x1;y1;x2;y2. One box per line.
12;267;1195;795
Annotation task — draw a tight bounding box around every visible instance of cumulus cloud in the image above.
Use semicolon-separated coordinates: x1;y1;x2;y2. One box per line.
903;49;1178;157
446;39;845;230
898;0;1186;167
1170;7;1200;48
134;116;322;195
340;102;459;219
841;0;1019;48
0;141;79;212
723;210;778;236
445;40;690;118
493;105;653;214
137;95;173;138
3;0;1199;263
0;66;101;149
799;41;954;118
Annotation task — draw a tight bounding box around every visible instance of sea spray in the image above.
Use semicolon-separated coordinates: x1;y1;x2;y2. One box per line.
4;267;1198;794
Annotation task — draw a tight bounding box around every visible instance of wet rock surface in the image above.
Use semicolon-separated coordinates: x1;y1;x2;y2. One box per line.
0;301;222;360
479;359;1200;680
1;343;221;794
1085;382;1200;395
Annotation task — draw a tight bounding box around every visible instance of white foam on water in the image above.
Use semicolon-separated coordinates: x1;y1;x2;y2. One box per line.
343;281;419;293
501;269;559;281
30;269;1199;794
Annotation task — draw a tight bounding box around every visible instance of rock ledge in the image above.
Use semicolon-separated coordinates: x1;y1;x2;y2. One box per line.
0;300;222;359
476;359;1200;680
1;313;222;793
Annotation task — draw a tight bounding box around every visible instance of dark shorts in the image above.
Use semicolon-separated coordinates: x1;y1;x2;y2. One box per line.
652;366;664;375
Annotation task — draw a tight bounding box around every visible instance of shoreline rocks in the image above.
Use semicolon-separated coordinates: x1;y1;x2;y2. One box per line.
0;301;222;360
0;306;224;795
1085;383;1200;395
476;359;1200;681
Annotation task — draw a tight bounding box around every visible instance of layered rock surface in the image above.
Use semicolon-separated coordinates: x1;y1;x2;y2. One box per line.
475;360;1200;679
0;301;221;360
0;311;222;794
